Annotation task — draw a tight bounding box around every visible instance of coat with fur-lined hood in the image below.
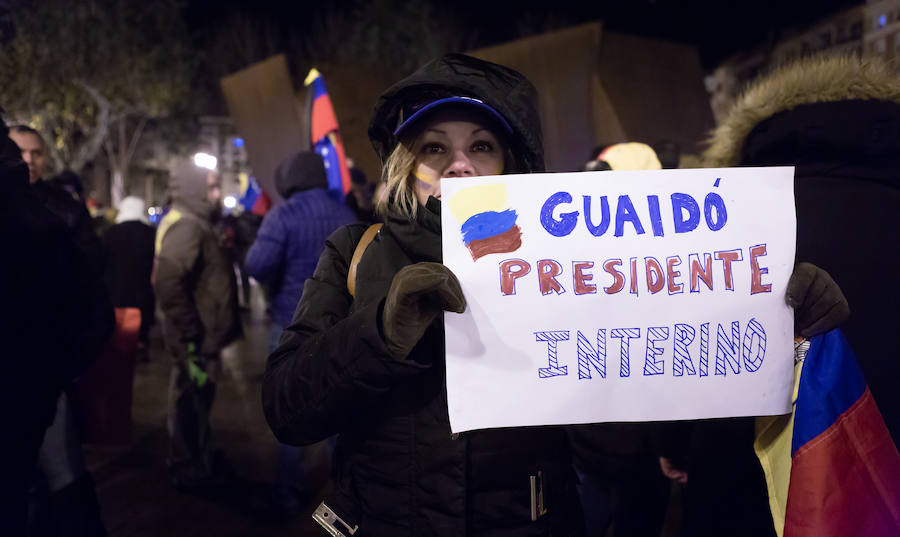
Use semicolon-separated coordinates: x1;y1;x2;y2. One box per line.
704;55;900;442
667;57;900;537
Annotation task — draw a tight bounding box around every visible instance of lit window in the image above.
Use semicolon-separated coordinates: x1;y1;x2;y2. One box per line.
879;14;887;28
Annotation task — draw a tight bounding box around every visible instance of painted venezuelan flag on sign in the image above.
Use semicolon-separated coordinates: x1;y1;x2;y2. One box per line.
774;329;900;537
448;183;522;261
305;68;351;198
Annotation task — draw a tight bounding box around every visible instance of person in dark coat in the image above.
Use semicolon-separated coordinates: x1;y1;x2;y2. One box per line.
245;150;356;514
703;55;900;444
246;151;357;332
155;159;242;489
262;53;585;537
10;126;105;281
657;55;873;537
104;196;156;349
52;169;86;203
2;120;113;535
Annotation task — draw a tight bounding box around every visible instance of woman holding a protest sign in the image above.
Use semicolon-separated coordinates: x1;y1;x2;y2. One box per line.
262;53;585;537
261;52;851;537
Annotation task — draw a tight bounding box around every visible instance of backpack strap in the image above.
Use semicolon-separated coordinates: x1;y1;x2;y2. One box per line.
347;223;383;297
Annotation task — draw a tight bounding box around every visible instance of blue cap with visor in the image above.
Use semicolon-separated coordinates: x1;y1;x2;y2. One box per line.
392;96;514;138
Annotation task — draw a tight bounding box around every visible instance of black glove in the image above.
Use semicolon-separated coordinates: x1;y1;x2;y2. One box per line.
785;262;850;338
381;262;466;359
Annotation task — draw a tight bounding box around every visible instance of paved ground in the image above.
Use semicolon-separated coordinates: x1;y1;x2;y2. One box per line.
83;283;329;537
81;281;681;537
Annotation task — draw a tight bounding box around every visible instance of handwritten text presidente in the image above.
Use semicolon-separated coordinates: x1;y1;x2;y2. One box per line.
496;180;775;381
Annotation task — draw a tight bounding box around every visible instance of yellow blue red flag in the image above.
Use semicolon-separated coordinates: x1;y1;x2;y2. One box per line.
305;68;351;198
756;329;900;537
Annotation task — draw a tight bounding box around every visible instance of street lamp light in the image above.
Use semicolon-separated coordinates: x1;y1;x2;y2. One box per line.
193;152;217;171
223;196;237;209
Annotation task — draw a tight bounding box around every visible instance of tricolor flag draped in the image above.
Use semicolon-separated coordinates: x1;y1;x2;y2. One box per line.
305;68;351;198
755;329;900;537
238;173;272;216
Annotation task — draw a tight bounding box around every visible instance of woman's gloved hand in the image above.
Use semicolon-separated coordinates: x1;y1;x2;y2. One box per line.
785;262;850;338
382;262;466;359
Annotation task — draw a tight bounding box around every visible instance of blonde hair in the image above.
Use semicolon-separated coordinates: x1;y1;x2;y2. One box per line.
376;140;419;220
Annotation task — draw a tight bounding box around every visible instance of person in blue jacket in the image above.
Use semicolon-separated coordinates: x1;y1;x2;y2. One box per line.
245;150;356;515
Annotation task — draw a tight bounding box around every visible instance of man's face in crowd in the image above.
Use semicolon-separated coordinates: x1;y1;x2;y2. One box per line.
9;131;46;184
206;171;222;206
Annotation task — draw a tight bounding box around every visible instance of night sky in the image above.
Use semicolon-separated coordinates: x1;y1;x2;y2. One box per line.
188;0;863;69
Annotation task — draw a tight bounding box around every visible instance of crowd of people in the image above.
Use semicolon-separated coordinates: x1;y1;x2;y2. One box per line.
2;49;897;537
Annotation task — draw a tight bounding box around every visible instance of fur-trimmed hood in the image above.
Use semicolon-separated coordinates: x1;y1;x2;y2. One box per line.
703;55;900;167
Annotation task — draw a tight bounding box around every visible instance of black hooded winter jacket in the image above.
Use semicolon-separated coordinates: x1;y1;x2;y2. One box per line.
704;55;900;446
665;55;900;537
263;55;584;537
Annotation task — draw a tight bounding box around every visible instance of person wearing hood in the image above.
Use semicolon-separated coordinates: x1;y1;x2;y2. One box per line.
262;53;847;537
656;55;880;537
703;54;900;445
245;150;356;515
246;151;357;331
155;159;242;489
263;53;586;537
104;196;156;351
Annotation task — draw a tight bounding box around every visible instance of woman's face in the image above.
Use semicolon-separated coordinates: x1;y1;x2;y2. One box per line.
411;110;505;205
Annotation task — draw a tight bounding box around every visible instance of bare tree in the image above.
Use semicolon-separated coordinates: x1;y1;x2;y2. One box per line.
0;0;193;205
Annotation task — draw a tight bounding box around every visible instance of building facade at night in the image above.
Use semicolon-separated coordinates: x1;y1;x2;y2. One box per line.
707;1;899;123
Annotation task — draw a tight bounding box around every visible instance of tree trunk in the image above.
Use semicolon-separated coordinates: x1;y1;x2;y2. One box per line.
111;167;125;208
144;174;156;207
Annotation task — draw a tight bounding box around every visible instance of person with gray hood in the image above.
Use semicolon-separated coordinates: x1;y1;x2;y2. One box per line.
154;159;242;489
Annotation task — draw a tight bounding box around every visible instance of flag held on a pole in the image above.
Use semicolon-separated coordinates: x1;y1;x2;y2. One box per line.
305;68;351;198
238;173;271;216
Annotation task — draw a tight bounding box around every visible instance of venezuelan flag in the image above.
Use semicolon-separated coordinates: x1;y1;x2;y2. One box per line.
756;329;900;537
448;184;522;261
237;173;271;216
305;68;351;198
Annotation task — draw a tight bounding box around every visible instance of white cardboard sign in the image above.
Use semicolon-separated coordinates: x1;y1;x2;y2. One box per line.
440;167;796;433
